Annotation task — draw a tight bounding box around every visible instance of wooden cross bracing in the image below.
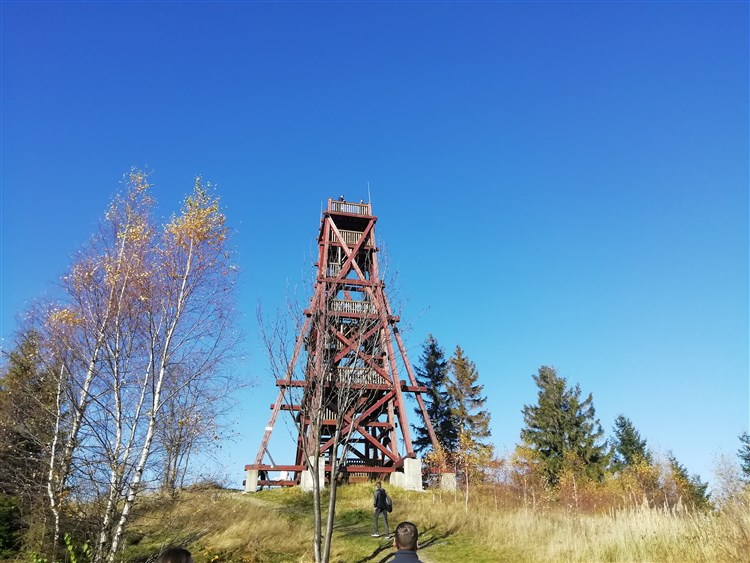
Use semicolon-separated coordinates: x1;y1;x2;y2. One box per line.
247;198;438;484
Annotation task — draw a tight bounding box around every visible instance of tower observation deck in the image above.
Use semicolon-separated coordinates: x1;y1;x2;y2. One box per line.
246;197;438;490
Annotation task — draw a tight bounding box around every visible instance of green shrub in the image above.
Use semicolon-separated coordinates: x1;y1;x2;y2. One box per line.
0;493;23;558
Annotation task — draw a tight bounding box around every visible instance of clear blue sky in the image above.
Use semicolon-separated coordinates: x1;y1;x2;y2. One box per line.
2;1;747;489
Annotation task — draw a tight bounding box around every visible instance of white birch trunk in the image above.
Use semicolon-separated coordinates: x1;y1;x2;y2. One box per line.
45;362;67;557
106;240;194;563
51;218;134;552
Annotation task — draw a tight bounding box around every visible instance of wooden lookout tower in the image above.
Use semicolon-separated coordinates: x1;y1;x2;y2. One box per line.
246;197;438;491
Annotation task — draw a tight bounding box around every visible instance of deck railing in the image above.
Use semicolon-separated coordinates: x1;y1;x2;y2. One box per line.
330;299;377;315
330;228;371;247
329;200;371;216
336;366;382;385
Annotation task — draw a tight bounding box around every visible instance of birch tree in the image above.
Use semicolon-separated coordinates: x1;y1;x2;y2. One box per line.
42;171;154;556
454;429;492;511
32;171;239;563
103;176;237;563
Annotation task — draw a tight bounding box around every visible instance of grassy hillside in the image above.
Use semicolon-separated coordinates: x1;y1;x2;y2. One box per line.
123;484;750;563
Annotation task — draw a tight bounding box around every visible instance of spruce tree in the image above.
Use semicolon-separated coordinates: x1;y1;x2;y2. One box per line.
446;346;491;453
0;330;54;499
521;365;608;485
738;432;750;482
667;452;711;510
412;334;452;454
0;329;55;557
610;414;652;471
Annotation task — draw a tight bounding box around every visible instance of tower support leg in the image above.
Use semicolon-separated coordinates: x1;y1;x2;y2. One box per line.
390;471;405;488
300;456;325;492
245;469;259;493
403;458;423;491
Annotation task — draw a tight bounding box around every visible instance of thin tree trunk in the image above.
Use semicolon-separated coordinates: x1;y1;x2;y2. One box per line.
310;384;324;563
57;341;102;486
177;434;195;491
322;429;342;563
95;323;126;563
106;382;161;563
106;345;166;563
95;345;152;563
107;241;194;563
464;465;469;513
51;219;132;555
94;408;122;563
45;362;67;560
312;453;322;563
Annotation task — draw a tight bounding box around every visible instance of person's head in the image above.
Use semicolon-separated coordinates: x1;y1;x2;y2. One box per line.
375;481;382;489
157;547;193;563
393;521;418;551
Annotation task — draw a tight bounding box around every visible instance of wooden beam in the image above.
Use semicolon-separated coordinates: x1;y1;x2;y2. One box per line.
245;464;304;471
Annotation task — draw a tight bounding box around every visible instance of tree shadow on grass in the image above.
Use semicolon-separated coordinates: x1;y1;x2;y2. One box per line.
355;525;454;563
417;524;453;550
355;541;393;563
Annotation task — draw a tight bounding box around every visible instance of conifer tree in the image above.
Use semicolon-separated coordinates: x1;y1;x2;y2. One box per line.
446;346;491;453
0;329;54;501
610;414;652;471
0;329;56;557
738;431;750;482
520;365;607;485
667;452;711;510
412;334;452;454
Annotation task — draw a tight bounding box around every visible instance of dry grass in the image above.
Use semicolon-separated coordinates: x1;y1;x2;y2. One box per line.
125;487;311;562
125;484;750;562
390;488;750;562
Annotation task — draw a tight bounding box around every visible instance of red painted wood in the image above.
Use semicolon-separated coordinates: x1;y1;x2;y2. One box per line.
249;198;438;484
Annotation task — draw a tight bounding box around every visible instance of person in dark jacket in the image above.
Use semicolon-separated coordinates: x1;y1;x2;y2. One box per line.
371;481;390;537
392;521;422;562
157;547;193;563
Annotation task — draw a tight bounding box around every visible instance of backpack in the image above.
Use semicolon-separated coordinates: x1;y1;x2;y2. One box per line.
384;492;393;513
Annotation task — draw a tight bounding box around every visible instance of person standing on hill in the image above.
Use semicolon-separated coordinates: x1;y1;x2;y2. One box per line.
157;547;193;563
392;521;422;562
371;481;390;537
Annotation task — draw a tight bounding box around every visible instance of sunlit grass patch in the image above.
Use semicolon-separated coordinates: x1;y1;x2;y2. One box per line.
125;483;750;563
126;489;312;562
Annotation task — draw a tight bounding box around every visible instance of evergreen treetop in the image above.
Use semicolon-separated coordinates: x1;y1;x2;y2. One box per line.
667;452;711;510
0;329;55;499
610;414;652;470
738;431;750;482
446;345;491;452
520;365;608;485
412;334;451;454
